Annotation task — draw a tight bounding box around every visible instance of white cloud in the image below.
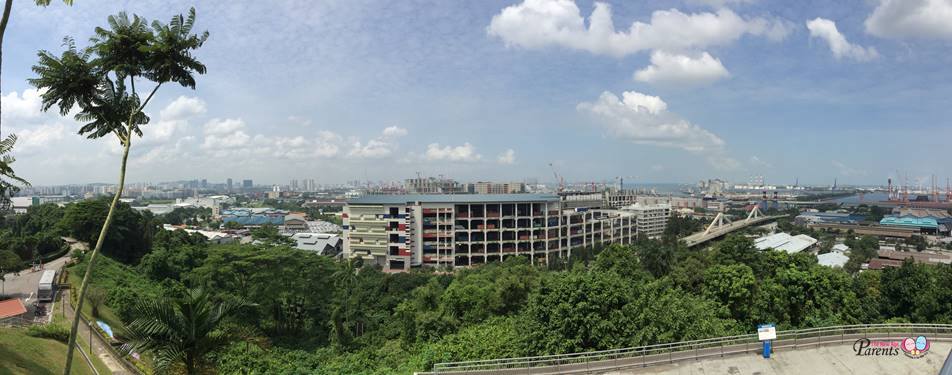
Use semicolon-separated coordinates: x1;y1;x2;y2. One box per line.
578;90;737;169
806;18;878;61
13;123;66;154
687;0;758;7
487;0;792;57
382;126;408;137
1;89;45;121
349;139;395;158
425;143;482;162
633;50;730;87
748;155;772;169
201;118;251;149
348;126;408;158
865;0;952;40
159;96;207;121
832;160;867;177
497;149;516;164
203;118;246;136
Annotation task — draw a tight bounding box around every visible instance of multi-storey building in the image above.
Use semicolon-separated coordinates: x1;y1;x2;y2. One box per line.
405;177;464;194
603;190;638;208
343;194;641;271
623;203;672;239
471;182;526;194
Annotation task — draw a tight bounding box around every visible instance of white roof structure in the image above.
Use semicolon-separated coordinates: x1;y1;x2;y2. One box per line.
832;244;850;253
161;224;237;244
754;232;818;254
817;251;850;268
291;233;342;256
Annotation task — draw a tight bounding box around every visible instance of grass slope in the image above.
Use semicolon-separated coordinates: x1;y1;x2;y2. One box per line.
0;327;101;375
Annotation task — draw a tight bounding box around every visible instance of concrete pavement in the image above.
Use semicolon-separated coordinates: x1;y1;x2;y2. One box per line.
616;342;951;374
1;255;70;318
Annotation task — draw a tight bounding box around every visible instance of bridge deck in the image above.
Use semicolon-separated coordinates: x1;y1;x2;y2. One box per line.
683;215;785;247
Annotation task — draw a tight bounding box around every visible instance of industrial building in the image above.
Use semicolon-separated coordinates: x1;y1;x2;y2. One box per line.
343;194;654;271
221;208;288;227
754;232;818;253
795;212;866;225
290;233;342;256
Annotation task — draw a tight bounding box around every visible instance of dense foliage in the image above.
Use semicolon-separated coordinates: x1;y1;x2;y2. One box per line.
58;226;952;374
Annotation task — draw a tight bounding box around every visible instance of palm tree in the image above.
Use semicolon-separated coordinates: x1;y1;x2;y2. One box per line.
122;289;245;375
28;9;208;375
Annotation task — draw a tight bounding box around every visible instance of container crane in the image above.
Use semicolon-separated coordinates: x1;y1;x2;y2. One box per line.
549;163;564;193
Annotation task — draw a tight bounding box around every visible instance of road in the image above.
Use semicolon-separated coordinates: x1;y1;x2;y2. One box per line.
2;239;131;374
1;255;71;317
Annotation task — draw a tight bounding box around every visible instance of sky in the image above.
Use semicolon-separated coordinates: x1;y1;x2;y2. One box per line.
3;0;952;187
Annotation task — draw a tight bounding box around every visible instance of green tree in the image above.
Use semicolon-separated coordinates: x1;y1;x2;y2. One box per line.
59;198;153;264
123;288;245;375
702;264;755;323
250;223;291;245
636;240;675;278
520;268;639;354
29;9;209;374
223;221;244;230
0;135;28;211
714;234;757;266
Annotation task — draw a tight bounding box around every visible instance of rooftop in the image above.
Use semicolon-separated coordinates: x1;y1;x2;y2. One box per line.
754;232;818;254
817;251;849;268
879;216;938;229
348;194;559;205
0;299;26;320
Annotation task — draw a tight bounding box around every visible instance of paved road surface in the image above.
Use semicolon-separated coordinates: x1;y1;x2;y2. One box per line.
1;255;70;317
615;341;951;374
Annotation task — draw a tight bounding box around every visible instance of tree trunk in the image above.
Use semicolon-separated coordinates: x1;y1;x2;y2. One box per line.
62;135;132;375
0;0;14;137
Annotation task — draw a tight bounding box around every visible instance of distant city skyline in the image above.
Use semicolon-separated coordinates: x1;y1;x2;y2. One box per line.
4;1;952;186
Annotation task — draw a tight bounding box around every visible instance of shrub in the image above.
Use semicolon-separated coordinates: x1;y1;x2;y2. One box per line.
26;323;71;343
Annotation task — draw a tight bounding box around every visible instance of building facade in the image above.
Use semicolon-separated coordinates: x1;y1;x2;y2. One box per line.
471;182;526;194
623;203;672;239
343;194;645;271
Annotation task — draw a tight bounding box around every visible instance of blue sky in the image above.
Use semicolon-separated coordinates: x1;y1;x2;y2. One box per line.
3;0;952;186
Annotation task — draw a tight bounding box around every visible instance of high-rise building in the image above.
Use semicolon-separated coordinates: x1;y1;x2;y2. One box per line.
242;179;253;189
227;178;233;191
343;194;639;271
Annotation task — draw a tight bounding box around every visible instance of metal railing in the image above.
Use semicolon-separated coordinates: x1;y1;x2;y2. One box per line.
429;323;952;374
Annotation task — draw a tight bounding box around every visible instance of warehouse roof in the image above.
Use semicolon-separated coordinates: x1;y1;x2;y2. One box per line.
348;194;559;205
879;216;938;229
754;232;818;254
817;251;849;268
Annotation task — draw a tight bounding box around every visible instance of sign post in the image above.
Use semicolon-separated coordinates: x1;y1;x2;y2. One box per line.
758;324;777;359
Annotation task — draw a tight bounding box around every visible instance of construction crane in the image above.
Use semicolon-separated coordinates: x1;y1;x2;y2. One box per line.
548;163;564;193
